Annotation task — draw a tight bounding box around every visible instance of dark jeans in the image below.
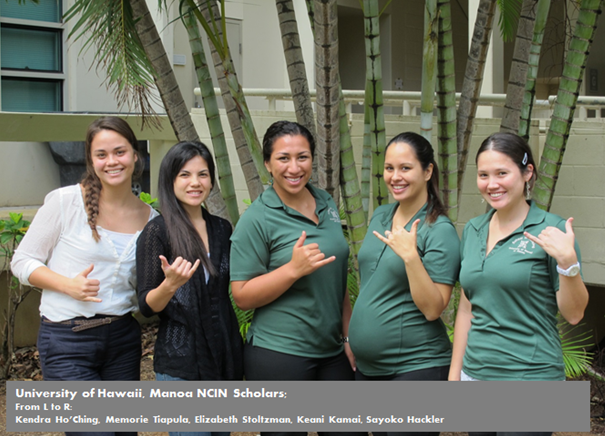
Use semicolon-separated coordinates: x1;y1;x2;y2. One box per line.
156;372;230;436
244;341;364;436
37;314;141;436
356;365;450;436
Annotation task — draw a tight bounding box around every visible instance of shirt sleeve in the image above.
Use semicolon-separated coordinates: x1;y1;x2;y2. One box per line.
229;207;271;281
136;218;169;318
421;220;461;285
10;189;65;286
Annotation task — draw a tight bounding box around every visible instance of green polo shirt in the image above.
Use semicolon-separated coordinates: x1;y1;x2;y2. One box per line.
230;184;349;358
349;202;460;376
460;201;582;380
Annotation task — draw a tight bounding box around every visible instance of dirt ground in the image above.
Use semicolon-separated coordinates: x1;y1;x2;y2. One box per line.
1;321;603;435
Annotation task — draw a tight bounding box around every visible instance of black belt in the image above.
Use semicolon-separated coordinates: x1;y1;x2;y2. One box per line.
42;314;130;332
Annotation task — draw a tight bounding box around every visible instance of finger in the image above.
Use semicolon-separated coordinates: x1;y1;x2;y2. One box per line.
523;231;543;246
565;217;574;235
87;281;100;291
80;263;94;277
410;219;421;235
315;256;336;268
294;231;307;248
373;231;389;244
189;259;201;276
83;296;103;303
159;255;170;270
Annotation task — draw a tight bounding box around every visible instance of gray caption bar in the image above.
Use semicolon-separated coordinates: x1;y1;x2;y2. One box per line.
7;380;589;432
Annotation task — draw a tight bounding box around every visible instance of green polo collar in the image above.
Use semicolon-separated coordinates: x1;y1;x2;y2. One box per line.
467;200;547;234
260;184;329;214
381;202;429;230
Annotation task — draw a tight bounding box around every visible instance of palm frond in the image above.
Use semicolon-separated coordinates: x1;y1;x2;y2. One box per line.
559;320;594;379
496;0;522;41
64;0;160;122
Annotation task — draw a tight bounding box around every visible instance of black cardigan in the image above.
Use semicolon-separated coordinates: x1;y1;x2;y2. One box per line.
136;210;243;381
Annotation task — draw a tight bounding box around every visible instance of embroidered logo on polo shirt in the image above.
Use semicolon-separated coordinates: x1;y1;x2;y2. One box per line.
509;236;535;254
328;207;340;223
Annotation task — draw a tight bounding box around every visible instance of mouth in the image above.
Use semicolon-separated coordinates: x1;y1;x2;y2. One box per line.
186;190;204;197
105;169;123;175
390;184;408;194
285;176;303;184
488;192;505;199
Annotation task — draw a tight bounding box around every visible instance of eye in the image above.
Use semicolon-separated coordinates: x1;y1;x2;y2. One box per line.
384;165;393;171
499;171;508;176
116;150;125;156
402;166;411;171
478;173;487;179
95;153;106;159
278;156;289;162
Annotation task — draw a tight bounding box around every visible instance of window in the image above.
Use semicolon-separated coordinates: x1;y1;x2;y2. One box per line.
0;0;64;112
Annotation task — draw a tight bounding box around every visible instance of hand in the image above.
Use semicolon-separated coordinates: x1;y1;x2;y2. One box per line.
67;264;102;302
344;342;356;372
160;255;201;291
289;231;335;278
373;219;421;263
524;217;578;267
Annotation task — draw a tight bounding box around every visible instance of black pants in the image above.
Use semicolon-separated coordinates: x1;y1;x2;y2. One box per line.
244;341;365;436
356;365;450;436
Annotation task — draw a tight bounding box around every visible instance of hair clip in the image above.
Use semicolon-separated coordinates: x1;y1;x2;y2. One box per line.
522;153;528;166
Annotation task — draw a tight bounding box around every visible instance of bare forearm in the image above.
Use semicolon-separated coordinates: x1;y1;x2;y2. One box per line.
557;276;589;325
449;292;472;380
405;256;451;321
231;263;300;310
144;280;179;313
29;266;72;294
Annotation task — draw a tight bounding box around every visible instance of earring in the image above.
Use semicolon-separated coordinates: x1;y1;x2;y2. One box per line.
526;182;531;200
481;197;485;204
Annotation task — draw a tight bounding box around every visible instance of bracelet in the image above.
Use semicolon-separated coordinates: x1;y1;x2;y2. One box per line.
341;336;349;343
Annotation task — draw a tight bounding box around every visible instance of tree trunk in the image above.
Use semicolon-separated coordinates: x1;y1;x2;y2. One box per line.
184;11;240;224
420;0;438;142
500;0;538;134
192;0;266;201
363;0;388;209
276;0;318;183
436;0;458;222
314;0;341;201
129;0;229;219
518;0;551;140
534;0;603;211
456;0;497;204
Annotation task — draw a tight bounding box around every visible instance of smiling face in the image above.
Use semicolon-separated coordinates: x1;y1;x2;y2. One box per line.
384;141;432;208
264;134;313;201
173;155;212;215
476;149;533;212
90;129;137;188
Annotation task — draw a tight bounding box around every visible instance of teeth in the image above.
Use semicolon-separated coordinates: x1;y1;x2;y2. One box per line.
107;170;122;174
490;193;504;198
286;177;302;182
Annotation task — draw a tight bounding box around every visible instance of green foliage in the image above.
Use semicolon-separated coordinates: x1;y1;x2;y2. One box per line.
497;0;522;42
559;321;594;379
139;192;160;211
64;0;159;118
0;213;29;254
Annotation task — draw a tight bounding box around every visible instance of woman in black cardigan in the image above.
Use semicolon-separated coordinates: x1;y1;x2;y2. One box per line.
136;142;243;436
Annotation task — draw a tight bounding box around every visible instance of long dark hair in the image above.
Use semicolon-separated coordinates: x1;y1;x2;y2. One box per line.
262;120;315;163
82;117;143;241
476;132;536;197
386;132;446;224
158;141;217;276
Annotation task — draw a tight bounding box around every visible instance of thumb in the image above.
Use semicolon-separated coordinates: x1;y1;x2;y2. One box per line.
159;255;170;270
565;217;574;235
294;231;307;248
410;219;421;235
80;263;94;277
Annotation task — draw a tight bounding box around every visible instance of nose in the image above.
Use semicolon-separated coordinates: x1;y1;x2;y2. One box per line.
287;159;300;173
486;175;498;189
107;153;118;165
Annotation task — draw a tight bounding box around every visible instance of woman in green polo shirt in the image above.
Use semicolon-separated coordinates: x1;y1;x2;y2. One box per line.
349;132;460;436
230;120;359;436
450;132;588;436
